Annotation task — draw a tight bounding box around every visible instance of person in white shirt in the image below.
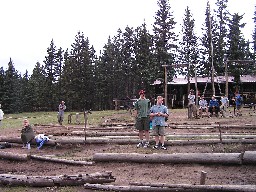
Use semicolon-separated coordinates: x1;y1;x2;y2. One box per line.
0;104;4;127
198;96;208;117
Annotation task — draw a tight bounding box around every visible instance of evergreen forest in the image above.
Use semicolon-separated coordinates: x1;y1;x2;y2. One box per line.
1;0;256;113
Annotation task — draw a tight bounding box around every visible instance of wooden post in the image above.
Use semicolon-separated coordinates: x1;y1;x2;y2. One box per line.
84;111;88;141
162;65;168;107
83;110;92;141
217;122;222;143
224;54;229;98
75;113;80;124
200;171;207;185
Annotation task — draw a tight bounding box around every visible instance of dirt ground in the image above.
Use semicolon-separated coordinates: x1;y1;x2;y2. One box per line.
1;107;256;192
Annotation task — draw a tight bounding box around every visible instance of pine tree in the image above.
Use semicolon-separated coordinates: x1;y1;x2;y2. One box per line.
20;70;32;112
43;39;58;110
214;0;230;74
2;58;21;113
227;13;246;85
200;1;219;95
134;22;155;95
253;5;256;63
62;32;95;110
178;6;199;94
28;62;47;111
153;0;177;81
96;37;117;110
0;67;5;107
121;26;136;96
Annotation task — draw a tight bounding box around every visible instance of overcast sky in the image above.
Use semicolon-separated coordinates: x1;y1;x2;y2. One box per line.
0;0;255;75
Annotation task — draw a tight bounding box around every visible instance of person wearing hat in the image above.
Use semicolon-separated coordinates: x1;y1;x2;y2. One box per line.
0;104;4;127
57;101;66;125
134;90;151;148
209;95;220;117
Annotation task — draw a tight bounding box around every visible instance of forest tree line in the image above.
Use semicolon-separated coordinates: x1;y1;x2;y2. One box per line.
0;0;256;113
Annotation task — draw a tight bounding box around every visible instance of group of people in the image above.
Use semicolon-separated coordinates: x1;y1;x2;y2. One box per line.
2;89;244;151
134;90;169;150
188;89;243;118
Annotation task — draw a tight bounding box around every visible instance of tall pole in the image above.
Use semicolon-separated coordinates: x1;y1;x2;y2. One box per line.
194;64;198;107
224;54;228;97
209;9;215;96
162;65;168;107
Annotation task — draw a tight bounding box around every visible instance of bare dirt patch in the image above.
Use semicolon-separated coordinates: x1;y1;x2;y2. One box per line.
1;108;256;191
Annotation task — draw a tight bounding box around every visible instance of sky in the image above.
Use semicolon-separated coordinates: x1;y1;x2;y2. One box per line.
0;0;255;75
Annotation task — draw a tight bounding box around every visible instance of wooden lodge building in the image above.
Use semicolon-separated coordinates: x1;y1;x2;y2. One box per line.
153;75;256;108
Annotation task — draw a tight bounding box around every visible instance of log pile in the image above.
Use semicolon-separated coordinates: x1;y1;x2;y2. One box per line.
0;171;115;187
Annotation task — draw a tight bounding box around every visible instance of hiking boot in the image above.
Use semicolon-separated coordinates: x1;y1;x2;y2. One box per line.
136;142;143;148
161;145;167;150
143;142;150;148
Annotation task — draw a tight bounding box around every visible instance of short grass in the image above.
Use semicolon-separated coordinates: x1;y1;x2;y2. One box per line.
0;109;134;130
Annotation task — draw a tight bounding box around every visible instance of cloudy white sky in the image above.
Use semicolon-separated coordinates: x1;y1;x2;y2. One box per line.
0;0;255;75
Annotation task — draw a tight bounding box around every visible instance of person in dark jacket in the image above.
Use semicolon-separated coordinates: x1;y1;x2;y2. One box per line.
21;119;35;149
208;95;220;117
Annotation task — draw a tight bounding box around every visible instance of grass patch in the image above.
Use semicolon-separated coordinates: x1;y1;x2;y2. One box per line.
0;110;134;130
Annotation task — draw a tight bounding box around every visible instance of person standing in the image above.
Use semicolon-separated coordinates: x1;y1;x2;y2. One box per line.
150;96;168;150
134;90;151;148
234;92;243;116
58;101;66;125
21;119;35;150
0;104;4;127
220;94;229;117
188;89;197;118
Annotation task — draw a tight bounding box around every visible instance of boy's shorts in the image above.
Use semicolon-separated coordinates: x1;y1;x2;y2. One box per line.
236;105;242;110
135;117;150;131
151;125;165;136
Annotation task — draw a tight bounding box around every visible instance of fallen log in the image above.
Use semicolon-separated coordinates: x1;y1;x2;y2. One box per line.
170;124;256;129
30;154;94;166
100;122;134;127
2;136;256;146
0;137;57;146
0;151;28;161
0;171;115;187
131;182;256;192
243;151;256;164
93;152;242;165
84;183;256;192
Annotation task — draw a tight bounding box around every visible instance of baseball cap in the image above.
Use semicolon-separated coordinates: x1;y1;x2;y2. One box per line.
139;90;145;95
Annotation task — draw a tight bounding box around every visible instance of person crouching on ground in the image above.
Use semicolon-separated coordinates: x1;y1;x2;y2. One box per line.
134;90;151;148
150;96;168;150
209;95;220;117
21;119;35;150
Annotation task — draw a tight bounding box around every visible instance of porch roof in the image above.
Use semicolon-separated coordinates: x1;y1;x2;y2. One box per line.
152;75;256;85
